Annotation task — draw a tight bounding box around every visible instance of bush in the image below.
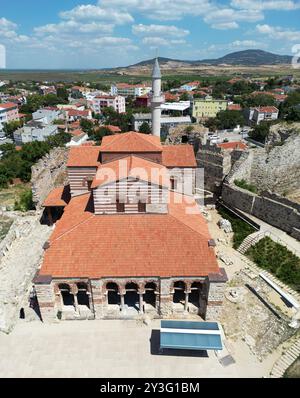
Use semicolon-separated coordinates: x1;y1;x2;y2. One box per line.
234;179;257;193
218;207;256;249
14;189;35;212
246;237;300;291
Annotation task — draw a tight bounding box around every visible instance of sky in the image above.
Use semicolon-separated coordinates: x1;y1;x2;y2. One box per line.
0;0;300;69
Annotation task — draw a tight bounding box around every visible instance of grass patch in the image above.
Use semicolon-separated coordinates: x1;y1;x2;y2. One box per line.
246;237;300;291
218;206;256;249
284;356;300;378
0;183;31;208
0;216;13;242
234;179;257;193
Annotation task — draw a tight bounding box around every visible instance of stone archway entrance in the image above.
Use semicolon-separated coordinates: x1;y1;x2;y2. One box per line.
124;283;139;312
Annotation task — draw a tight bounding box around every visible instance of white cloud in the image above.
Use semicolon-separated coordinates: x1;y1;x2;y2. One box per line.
132;24;189;37
256;24;300;41
60;4;133;25
0;17;29;43
231;0;300;10
34;21;114;36
211;22;239;30
142;37;186;46
204;8;264;27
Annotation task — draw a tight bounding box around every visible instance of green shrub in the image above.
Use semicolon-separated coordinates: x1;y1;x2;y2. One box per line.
246;237;300;291
14;189;35;212
218;207;256;249
234;179;257;193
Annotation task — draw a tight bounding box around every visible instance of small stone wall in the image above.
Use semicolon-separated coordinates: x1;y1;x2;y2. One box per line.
222;183;300;240
31;147;69;209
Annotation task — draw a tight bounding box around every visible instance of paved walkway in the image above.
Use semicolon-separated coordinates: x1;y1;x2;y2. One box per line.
0;320;278;378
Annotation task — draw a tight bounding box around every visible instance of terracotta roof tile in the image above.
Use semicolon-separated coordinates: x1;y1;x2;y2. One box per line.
217;141;247;150
162;145;197;167
40;192;220;278
91;155;170;189
100;132;162;153
67;146;101;167
43;185;71;207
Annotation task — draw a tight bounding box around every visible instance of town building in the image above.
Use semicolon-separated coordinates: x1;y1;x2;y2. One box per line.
90;95;126;114
66;129;89;147
64;108;93;122
32;107;63;125
0;102;20;132
192;97;227;121
14;120;58;145
180;81;200;91
246;106;279;125
132;113;192;136
35;60;226;323
111;83;152;98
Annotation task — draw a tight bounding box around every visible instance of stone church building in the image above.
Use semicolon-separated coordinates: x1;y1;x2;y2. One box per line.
34;60;227;323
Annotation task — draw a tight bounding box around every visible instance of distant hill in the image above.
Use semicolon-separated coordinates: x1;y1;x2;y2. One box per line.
127;50;292;68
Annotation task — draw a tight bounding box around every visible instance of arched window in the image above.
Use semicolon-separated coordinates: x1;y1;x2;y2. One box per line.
59;284;75;307
125;282;139;310
144;282;157;308
106;282;120;305
173;281;186;304
77;282;90;308
189;282;202;307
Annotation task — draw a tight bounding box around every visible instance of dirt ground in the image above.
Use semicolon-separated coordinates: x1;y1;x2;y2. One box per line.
285;357;300;378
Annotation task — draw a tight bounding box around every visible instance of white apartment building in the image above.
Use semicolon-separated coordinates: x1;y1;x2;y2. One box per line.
91;95;126;114
14;120;58;144
110;83;152;97
0;102;20;132
248;106;279;125
32;108;63;125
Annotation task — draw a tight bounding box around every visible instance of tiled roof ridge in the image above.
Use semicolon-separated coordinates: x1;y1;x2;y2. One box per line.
51;210;95;244
168;213;209;241
100;133;128;150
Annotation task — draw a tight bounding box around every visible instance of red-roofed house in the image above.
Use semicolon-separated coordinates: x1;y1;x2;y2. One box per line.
36;131;226;323
251;106;279;125
0;102;19;132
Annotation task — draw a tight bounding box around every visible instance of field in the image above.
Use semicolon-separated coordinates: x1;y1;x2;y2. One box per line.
0;183;31;209
0;64;299;83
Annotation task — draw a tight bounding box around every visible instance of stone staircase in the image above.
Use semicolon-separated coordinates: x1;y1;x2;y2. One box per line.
270;338;300;378
238;231;270;254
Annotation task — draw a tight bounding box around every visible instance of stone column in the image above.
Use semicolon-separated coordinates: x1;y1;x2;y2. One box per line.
184;292;189;312
120;294;125;312
159;278;173;317
139;293;144;314
206;269;228;321
34;274;57;323
90;279;104;319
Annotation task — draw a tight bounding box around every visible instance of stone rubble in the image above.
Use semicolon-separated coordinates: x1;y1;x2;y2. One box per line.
0;212;52;334
218;218;233;233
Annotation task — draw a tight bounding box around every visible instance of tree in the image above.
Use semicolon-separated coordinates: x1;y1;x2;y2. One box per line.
92;127;113;145
80;119;95;136
286;107;300;122
139;122;151;134
249;122;271;143
242;93;276;108
56;87;69;102
3;120;23;139
14;189;35;212
280;91;300;119
179;92;190;101
205;110;244;131
0;143;16;159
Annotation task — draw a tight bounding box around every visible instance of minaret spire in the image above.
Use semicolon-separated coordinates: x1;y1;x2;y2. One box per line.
151;57;164;138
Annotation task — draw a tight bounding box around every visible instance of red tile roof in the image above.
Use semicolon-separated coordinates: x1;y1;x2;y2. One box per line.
228;104;242;111
43;186;71;207
91;155;170;189
217;141;247;150
100;132;162;153
255;106;279;113
39;192;220;278
67;146;101;167
0;102;18;109
105;125;122;133
162;145;197;167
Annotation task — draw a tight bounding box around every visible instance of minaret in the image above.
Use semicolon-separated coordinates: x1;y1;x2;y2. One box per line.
151;58;164;138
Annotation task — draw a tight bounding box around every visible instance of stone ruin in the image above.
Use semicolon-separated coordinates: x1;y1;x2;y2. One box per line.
165;124;208;153
31;147;69;209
